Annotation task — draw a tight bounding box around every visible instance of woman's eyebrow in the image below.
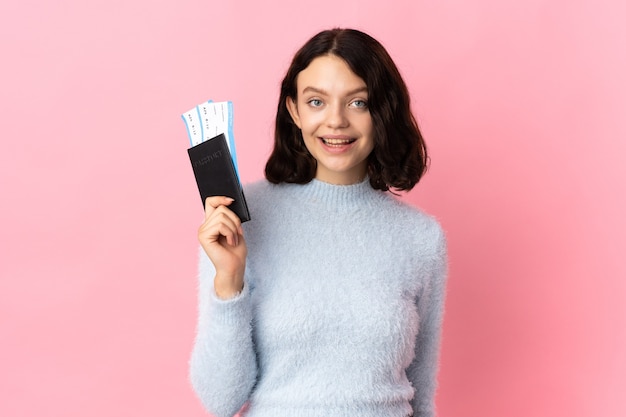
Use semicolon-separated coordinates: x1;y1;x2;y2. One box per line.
301;86;368;96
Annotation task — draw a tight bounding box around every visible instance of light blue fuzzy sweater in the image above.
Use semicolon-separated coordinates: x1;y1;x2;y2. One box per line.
190;178;448;417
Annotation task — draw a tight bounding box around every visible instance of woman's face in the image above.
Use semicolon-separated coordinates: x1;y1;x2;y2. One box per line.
286;55;374;185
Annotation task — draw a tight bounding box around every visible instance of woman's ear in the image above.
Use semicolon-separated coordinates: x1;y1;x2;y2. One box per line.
286;97;302;129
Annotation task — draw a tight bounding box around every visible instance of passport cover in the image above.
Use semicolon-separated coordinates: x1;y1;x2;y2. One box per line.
187;133;250;222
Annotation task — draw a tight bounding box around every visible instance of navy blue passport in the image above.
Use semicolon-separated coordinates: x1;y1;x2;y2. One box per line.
187;133;250;222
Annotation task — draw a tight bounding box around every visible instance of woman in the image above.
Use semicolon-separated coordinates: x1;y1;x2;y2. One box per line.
190;28;448;417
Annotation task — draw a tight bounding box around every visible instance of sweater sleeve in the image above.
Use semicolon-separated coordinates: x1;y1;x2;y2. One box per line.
189;248;258;417
407;226;448;417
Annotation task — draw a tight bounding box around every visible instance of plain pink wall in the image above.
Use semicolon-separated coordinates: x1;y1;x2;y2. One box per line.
1;1;624;416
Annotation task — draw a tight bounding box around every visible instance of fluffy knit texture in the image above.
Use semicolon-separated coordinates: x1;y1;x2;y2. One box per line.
190;177;448;417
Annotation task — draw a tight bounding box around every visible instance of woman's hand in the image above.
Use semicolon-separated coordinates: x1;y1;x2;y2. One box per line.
198;196;247;299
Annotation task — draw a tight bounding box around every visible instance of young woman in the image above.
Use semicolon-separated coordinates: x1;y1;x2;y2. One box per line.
190;28;448;417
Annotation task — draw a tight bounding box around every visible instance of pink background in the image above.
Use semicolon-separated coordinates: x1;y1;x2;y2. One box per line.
1;1;625;416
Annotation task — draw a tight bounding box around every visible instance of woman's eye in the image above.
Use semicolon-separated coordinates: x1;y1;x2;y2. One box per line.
351;100;368;108
308;99;323;107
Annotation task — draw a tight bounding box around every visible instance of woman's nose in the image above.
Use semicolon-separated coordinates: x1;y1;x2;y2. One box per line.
325;104;349;128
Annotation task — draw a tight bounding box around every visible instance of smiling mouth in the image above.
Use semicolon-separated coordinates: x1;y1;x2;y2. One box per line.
320;137;356;147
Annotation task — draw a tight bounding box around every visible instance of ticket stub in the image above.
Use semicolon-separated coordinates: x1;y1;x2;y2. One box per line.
182;100;239;177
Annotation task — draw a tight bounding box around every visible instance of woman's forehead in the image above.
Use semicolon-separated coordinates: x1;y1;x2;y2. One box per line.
296;55;367;96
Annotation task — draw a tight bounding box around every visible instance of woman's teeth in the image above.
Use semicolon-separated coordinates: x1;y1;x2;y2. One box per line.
321;137;355;146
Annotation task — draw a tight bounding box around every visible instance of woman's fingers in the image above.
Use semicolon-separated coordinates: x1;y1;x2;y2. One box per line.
197;196;247;298
204;197;242;232
199;198;243;248
199;213;239;247
204;196;234;218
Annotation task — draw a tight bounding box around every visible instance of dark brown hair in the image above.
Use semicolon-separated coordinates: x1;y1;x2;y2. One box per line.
265;28;428;192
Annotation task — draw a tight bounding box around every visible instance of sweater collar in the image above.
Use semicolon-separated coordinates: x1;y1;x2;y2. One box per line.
291;176;388;209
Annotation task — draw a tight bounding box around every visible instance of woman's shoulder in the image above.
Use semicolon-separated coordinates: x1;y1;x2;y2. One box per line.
241;179;291;223
242;178;272;197
242;178;283;207
383;195;446;246
385;194;442;226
